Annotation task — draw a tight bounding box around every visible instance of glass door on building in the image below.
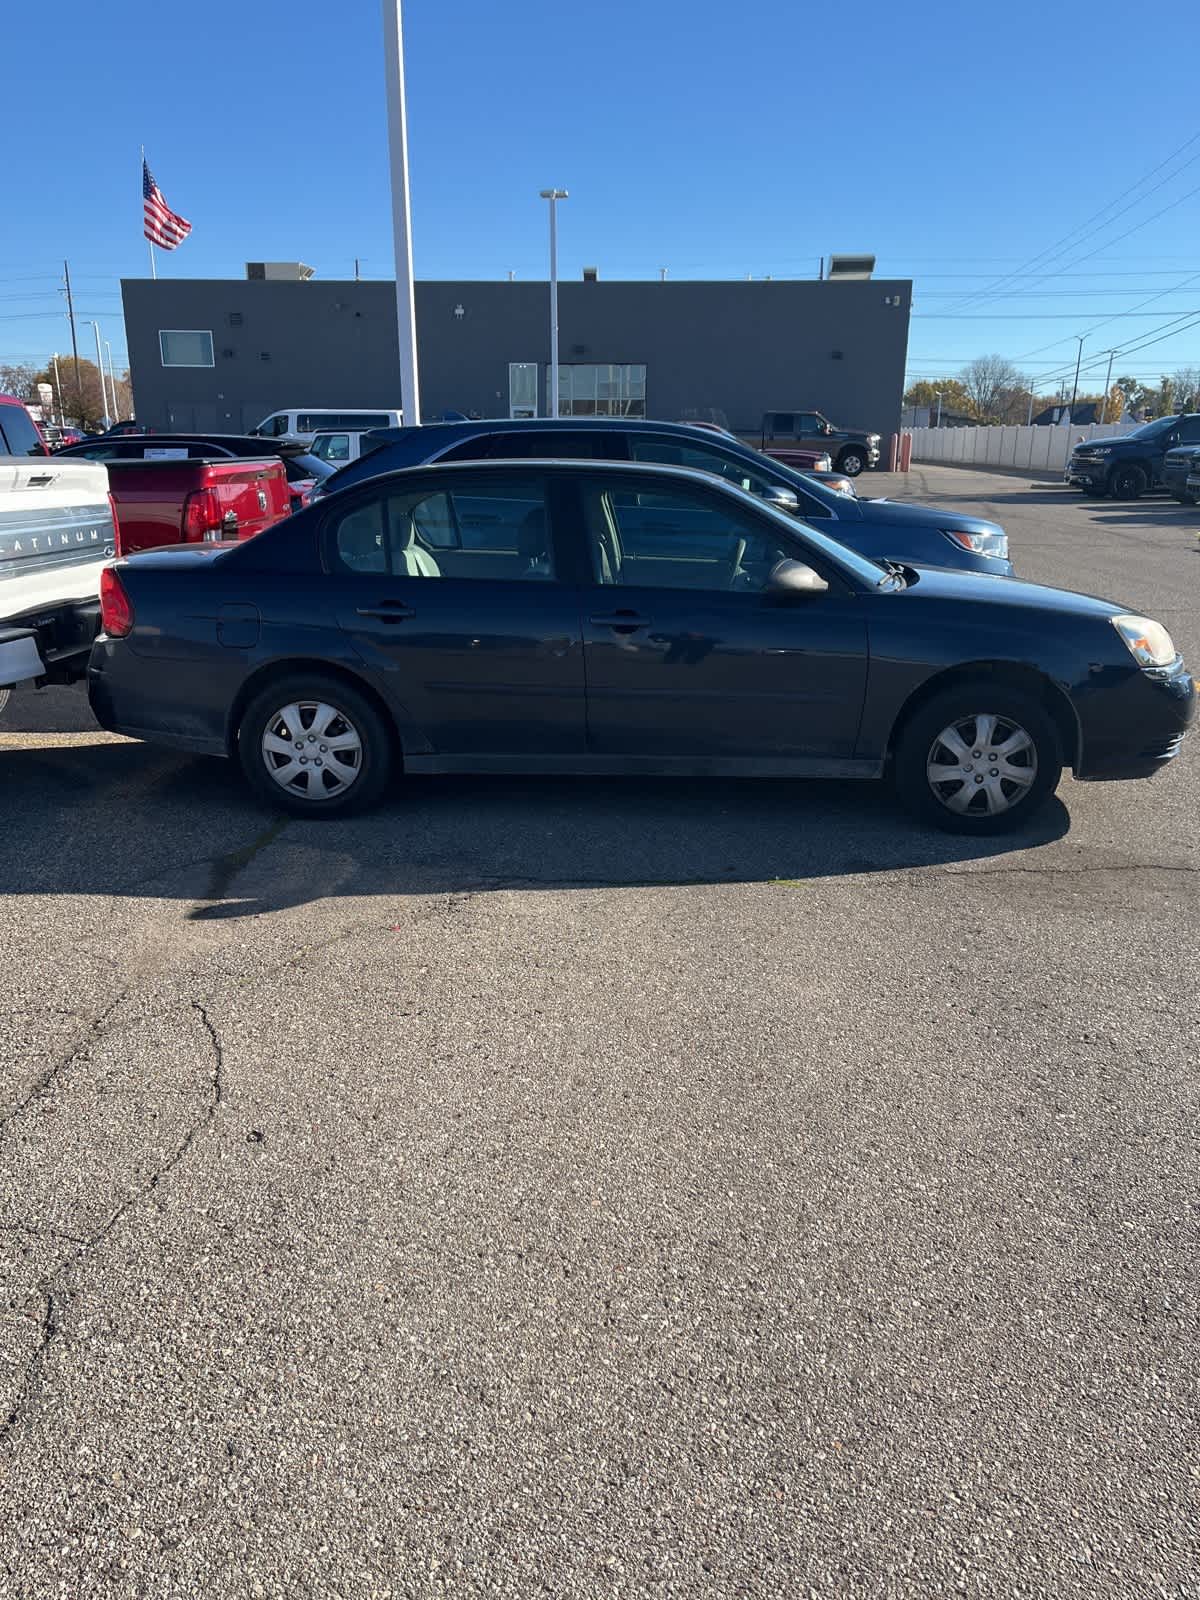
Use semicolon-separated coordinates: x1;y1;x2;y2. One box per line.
508;363;538;418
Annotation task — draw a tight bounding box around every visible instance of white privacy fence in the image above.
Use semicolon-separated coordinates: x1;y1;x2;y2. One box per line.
908;421;1131;473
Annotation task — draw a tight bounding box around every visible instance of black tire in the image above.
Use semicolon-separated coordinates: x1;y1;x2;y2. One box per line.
1108;463;1147;500
0;686;9;719
893;681;1062;835
236;672;393;817
837;448;866;477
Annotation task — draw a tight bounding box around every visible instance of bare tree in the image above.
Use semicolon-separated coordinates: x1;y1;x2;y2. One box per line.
1170;367;1200;412
0;362;40;400
960;355;1025;422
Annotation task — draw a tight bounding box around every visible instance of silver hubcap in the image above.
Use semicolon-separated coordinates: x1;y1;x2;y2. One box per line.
261;700;363;799
926;712;1037;817
844;455;862;474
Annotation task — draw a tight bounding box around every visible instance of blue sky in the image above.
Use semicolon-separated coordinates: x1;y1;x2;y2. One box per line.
4;0;1199;399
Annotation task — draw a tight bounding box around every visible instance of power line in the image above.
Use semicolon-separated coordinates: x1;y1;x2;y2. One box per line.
948;130;1200;312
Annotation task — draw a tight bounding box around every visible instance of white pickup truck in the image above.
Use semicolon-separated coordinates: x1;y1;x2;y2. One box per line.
0;455;116;718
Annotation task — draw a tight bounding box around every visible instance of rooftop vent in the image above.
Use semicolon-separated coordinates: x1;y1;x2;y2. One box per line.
246;262;315;281
582;266;598;283
826;254;875;281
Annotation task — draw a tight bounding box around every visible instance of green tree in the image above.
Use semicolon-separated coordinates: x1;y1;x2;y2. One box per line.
33;357;132;430
903;378;975;419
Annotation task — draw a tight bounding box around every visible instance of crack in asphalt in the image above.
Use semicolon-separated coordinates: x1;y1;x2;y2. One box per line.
0;1000;225;1451
0;991;128;1146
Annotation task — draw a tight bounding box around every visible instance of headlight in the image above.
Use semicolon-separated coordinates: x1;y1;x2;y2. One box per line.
941;528;1009;559
1112;614;1177;668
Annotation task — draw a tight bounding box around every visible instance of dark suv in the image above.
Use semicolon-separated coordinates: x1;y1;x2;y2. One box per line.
1067;413;1200;499
314;418;1010;575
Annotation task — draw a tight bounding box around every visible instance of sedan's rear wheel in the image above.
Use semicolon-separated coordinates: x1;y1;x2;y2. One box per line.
893;683;1061;834
237;673;392;816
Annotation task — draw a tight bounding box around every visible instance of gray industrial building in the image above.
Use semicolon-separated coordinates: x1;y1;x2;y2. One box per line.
120;269;912;442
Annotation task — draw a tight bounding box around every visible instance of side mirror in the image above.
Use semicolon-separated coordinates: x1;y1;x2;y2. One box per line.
820;421;833;435
759;484;800;515
766;558;829;596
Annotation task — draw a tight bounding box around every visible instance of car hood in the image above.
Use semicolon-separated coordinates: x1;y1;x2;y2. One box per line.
850;498;1003;537
899;563;1125;620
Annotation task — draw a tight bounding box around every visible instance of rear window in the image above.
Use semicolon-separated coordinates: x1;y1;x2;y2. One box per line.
0;402;45;457
297;412;390;433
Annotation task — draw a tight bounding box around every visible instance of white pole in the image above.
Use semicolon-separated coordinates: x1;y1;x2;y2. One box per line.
51;353;65;424
382;0;421;426
88;321;111;428
148;239;157;280
105;340;120;421
540;189;567;418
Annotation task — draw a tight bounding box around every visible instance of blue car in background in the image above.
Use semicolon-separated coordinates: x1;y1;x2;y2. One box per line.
312;416;1012;576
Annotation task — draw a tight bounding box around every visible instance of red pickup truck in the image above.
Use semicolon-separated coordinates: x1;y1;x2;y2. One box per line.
104;455;290;555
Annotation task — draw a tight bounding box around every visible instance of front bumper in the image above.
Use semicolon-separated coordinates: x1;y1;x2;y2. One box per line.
1066;456;1109;486
1076;657;1195;780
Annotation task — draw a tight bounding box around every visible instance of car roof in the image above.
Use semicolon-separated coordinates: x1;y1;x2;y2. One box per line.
373;417;730;437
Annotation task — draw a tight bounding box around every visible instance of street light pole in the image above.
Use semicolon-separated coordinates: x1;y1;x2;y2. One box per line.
539;189;568;418
934;390;942;429
382;0;421;426
51;353;65;424
105;340;120;421
87;321;111;428
1098;348;1116;423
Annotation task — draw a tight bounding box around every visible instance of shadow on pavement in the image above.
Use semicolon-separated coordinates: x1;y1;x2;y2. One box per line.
0;735;1071;917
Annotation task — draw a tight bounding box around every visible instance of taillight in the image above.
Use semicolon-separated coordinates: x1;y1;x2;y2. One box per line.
182;487;222;542
107;490;123;556
99;567;134;638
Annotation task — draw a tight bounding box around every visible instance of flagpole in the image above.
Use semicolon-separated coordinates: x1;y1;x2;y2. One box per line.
141;146;157;278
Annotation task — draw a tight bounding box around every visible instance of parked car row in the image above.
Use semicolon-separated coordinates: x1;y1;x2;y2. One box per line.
87;454;1193;835
4;402;1192;834
1066;412;1200;500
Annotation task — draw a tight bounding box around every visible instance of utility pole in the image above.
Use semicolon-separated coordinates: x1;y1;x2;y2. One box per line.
382;0;422;425
62;260;83;422
354;257;361;281
1068;335;1084;422
934;390;943;429
1098;349;1116;422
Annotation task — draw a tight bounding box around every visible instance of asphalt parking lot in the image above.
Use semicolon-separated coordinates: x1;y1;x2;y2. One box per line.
2;464;1198;1597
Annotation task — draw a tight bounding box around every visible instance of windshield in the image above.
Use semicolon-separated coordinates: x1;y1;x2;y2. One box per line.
285;453;335;481
1121;416;1178;440
715;477;890;589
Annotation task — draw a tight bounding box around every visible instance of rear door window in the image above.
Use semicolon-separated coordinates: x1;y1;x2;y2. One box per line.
327;474;554;582
0;403;45;456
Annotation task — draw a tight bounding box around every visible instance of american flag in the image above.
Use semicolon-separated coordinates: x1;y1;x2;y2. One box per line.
142;159;192;251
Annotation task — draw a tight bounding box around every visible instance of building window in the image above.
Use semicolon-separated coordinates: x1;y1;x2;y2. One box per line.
159;330;215;367
548;363;646;417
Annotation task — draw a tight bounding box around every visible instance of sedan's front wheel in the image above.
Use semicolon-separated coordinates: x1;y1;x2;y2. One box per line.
893;683;1062;833
237;673;392;817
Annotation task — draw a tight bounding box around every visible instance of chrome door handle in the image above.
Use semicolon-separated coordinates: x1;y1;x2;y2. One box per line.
356;604;415;622
589;611;650;632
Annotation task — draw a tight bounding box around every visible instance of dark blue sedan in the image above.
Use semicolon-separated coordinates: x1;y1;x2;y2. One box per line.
88;460;1192;833
314;417;1013;576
